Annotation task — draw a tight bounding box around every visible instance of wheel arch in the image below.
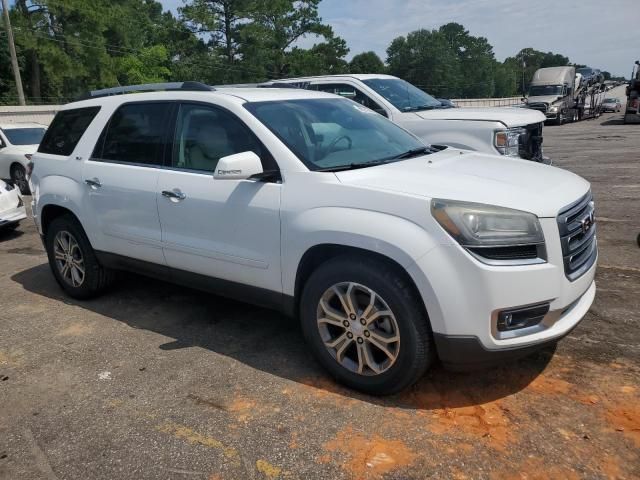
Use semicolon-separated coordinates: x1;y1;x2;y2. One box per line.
292;244;431;330
40;204;82;237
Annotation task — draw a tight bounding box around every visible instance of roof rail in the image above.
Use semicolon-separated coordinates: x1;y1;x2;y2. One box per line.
76;81;214;101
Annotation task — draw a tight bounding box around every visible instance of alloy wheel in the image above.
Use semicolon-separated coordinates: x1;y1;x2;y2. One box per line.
53;230;86;287
316;282;400;376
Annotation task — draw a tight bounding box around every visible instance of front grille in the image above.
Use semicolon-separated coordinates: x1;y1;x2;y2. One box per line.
557;192;597;281
518;122;544;161
528;103;548;114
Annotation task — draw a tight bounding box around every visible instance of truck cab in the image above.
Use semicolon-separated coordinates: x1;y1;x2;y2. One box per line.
525;67;577;125
264;74;547;163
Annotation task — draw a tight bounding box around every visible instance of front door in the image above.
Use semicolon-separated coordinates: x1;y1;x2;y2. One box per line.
82;102;172;265
157;102;282;293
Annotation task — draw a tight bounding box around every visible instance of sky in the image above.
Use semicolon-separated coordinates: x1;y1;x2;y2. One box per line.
160;0;638;77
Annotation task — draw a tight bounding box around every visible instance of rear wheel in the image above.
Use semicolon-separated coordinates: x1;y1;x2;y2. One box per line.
45;215;115;299
300;256;433;395
10;164;30;195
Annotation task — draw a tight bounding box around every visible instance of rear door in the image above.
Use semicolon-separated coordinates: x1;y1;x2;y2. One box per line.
156;102;282;293
82;102;173;265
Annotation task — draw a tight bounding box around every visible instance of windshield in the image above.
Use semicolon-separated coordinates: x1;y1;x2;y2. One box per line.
529;85;563;97
244;98;426;171
361;78;442;112
576;68;592;76
603;98;616;103
2;127;46;146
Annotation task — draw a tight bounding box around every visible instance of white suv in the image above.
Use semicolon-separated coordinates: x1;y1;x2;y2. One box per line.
30;82;597;394
265;74;548;162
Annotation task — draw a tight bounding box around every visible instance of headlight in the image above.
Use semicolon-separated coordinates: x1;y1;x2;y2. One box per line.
494;128;524;157
431;199;546;264
549;106;558;113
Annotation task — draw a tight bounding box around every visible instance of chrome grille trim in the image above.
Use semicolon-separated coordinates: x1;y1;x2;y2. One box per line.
557;192;597;281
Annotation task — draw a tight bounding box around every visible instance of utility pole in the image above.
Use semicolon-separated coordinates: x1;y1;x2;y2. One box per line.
1;0;26;106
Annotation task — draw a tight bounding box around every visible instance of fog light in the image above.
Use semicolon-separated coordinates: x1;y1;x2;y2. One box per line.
497;303;549;331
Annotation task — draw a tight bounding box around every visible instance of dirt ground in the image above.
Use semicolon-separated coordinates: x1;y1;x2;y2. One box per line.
1;91;639;479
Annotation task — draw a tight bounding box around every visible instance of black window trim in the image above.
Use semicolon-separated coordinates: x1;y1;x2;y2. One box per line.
163;100;280;178
38;105;101;156
89;100;177;169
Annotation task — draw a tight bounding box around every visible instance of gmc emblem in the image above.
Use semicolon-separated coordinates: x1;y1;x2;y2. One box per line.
581;210;595;234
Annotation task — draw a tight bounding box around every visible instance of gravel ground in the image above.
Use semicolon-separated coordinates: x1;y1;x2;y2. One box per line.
1;88;638;480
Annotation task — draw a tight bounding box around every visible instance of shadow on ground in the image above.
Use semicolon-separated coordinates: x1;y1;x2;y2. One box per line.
12;263;553;410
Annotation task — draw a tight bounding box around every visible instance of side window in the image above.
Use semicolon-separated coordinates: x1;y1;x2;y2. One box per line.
93;103;170;166
38;106;101;156
172;103;268;173
312;83;388;117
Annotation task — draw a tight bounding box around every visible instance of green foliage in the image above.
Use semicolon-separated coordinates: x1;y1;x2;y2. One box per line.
349;51;385;74
0;2;583;103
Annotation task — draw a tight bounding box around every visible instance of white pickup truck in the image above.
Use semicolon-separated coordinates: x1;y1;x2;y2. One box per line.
268;74;548;162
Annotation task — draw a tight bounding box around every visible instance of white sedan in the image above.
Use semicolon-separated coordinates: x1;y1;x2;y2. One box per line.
0;122;47;194
0;178;26;232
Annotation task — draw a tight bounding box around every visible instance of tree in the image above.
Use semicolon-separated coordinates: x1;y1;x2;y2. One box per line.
241;0;336;78
349;51;385;74
439;22;495;98
386;29;460;98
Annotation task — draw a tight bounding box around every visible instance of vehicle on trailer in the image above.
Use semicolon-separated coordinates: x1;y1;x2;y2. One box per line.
525;66;577;125
601;98;622;112
0;122;47;195
624;61;640;124
0;179;26;232
30;82;597;395
576;67;599;86
252;74;548;163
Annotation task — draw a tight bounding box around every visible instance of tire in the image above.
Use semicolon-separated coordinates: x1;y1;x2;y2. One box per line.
10;164;30;195
555;111;564;126
300;255;433;395
45;214;115;299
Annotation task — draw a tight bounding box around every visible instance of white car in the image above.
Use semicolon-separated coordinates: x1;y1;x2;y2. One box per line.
0;122;47;194
264;74;548;162
30;82;597;394
0;178;27;231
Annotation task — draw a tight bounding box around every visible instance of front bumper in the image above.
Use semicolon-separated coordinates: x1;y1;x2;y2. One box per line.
407;216;597;366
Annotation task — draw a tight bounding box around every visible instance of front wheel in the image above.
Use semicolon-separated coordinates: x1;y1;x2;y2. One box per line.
45;215;115;299
300;256;433;395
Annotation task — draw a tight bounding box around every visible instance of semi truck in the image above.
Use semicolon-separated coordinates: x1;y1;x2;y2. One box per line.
525;66;606;125
624;61;640;124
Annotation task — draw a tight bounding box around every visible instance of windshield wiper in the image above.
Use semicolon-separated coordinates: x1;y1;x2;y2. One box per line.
388;146;432;160
315;159;392;172
403;104;443;112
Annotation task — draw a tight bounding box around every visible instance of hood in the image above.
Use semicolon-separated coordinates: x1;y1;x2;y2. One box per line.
527;95;563;105
2;144;37;155
335;148;590;218
413;107;545;128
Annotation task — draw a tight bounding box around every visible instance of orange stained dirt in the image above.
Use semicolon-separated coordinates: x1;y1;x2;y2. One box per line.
321;426;417;479
526;374;572;395
227;396;257;422
492;457;581;480
606;403;640;447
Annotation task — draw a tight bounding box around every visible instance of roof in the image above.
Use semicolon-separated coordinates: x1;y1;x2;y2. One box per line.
0;122;47;130
273;73;397;83
62;87;341;110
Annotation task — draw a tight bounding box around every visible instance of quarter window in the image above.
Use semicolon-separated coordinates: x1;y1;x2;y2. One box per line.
172;103;265;173
39;107;100;156
93;103;170;166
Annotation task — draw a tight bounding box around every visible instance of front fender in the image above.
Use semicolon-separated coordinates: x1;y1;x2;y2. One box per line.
281;206;439;296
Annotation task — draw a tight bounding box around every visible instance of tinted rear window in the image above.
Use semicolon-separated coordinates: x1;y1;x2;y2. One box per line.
38;107;101;156
92;102;170;166
2;127;46;146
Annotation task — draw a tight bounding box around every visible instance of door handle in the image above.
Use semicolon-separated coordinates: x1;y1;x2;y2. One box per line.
85;178;101;189
161;189;187;201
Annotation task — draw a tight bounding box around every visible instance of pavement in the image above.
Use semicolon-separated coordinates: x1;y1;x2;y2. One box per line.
1;98;639;479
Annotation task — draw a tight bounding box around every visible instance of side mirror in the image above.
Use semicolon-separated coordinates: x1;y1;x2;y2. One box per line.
214;151;263;180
